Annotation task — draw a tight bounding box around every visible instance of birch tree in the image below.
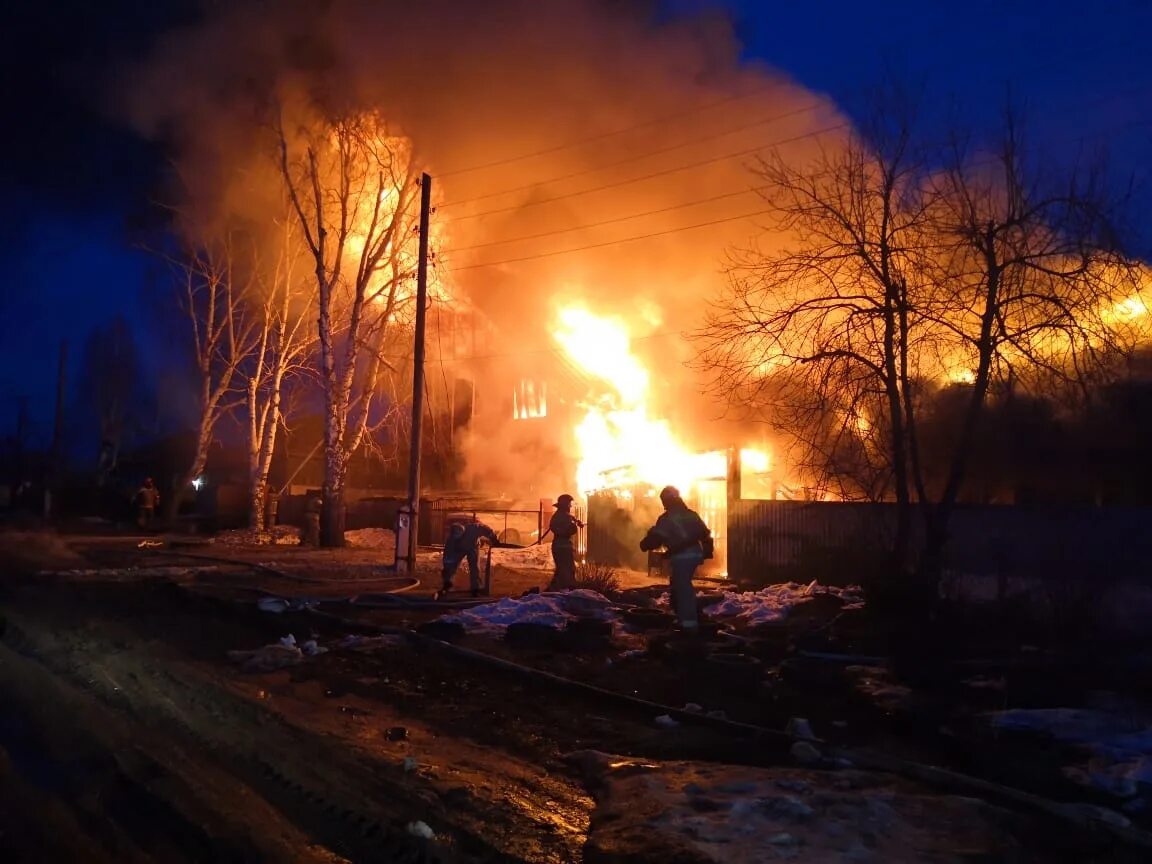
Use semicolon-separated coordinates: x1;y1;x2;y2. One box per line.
242;218;316;530
165;237;259;522
276;108;423;546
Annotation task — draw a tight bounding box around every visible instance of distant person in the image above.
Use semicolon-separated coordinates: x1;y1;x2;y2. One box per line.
546;493;583;591
136;478;160;529
640;486;713;633
301;491;322;546
438;519;498;599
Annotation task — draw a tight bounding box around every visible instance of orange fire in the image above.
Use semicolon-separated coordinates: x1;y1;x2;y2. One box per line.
552;303;770;498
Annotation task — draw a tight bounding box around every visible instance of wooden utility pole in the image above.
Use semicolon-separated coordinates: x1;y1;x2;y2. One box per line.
48;340;67;517
404;173;433;571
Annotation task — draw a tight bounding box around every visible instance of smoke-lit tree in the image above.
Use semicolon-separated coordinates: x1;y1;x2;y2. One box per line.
275;106;424;546
695;105;1141;596
241;217;316;530
164;236;260;522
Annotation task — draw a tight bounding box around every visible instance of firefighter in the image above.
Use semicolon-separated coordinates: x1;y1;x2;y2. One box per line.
439;519;499;598
136;478;160;529
301;491;322;546
639;486;713;633
546;493;583;591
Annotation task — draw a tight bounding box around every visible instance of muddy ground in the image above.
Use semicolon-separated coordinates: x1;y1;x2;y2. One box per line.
1;529;1150;862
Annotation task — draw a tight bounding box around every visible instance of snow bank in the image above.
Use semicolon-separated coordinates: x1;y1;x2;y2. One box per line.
572;753;1027;862
344;527;395;549
440;589;616;634
489;543;554;570
212;526;395;549
990;708;1152;799
212;526;300;546
702;581;864;626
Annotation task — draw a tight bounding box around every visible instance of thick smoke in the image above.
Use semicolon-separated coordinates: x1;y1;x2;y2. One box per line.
124;0;847;499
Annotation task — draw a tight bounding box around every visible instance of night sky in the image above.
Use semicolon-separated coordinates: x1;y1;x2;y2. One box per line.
2;0;1149;441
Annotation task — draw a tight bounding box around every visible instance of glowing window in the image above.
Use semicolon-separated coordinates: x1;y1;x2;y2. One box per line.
513;379;547;419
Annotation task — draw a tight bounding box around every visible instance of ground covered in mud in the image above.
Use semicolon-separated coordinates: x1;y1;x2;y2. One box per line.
2;529;1151;862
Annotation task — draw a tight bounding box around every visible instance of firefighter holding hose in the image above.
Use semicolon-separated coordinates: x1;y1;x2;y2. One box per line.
546;493;583;591
640;486;713;633
437;518;499;599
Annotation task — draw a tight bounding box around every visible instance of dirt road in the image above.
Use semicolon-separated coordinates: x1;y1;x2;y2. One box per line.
0;532;1145;862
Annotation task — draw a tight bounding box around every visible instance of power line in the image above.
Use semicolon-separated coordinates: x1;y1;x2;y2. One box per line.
434;33;1143;210
439;100;829;208
442;106;1152;260
447;186;762;253
434;81;792;178
443;121;849;222
447;206;775;272
432;116;1152;277
431;0;1032;181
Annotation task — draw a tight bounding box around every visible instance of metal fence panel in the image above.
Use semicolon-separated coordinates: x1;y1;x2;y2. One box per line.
727;500;1152;585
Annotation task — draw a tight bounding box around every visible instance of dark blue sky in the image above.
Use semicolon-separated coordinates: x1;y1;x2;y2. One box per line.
1;0;1149;442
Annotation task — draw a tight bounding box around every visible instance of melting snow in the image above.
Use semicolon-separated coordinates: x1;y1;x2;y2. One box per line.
213;525;301;546
571;753;1027;862
344;527;395;549
701;581;864;626
440;589;617;634
489;543;554;570
990;708;1152;799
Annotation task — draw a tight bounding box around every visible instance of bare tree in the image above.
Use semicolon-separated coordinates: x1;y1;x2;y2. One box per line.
695;105;1138;594
242;217;316;530
695;109;936;575
164;237;260;522
276;107;424;546
911;118;1138;577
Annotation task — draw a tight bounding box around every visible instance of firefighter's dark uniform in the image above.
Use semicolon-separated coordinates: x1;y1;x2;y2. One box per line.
442;521;498;594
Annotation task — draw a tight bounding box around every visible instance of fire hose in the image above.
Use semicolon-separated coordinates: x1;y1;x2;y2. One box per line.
300;605;1152;854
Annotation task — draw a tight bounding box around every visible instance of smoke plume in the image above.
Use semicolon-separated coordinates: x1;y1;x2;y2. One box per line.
123;0;848;498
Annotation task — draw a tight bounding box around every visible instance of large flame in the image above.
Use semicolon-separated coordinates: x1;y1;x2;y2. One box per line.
553;303;767;498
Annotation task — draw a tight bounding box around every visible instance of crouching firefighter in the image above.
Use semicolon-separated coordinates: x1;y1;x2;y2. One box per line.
438;519;499;599
639;486;714;633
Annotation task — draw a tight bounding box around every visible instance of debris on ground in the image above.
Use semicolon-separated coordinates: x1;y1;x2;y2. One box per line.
227;643;304;672
697;581;865;626
212;526;301;546
786;717;818;740
438;589;618;634
572;756;1030;863
256;596;320;614
337;634;407;651
406;820;435;839
990;707;1152;799
846;665;916;713
789;741;822;764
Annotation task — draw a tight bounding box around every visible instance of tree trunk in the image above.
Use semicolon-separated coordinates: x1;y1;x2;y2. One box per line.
249;478;267;531
321;442;346;547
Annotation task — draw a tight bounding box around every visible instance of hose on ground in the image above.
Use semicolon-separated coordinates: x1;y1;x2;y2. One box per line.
303;606;1152;854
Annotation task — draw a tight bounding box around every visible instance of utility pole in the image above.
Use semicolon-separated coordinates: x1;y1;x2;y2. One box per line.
403;173;433;572
48;340;67;518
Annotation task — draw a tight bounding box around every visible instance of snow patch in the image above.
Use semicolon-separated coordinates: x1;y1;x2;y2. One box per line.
990;707;1152;799
439;589;617;634
576;757;1024;862
344;527;395;549
212;525;300;546
489;543;554;570
701;581;864;626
